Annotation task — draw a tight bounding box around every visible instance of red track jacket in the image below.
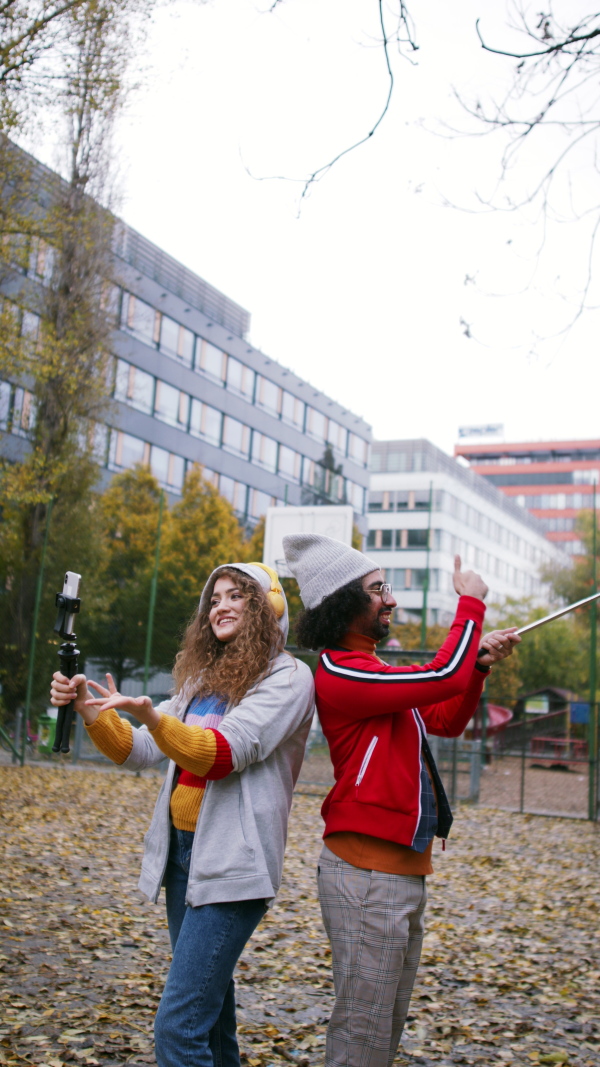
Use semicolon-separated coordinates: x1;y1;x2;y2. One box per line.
316;596;487;848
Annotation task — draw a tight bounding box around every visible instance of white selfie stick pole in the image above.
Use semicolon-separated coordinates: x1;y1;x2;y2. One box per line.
515;590;600;635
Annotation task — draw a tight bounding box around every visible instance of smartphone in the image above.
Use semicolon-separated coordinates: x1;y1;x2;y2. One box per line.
62;571;82;635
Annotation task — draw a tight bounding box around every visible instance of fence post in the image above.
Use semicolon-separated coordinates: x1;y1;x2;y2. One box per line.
469;740;481;803
143;490;165;692
480;681;488;773
451;738;458;805
23;498;54;766
12;709;23;766
593;704;597;819
588;483;597;820
71;713;84;764
519;723;527;814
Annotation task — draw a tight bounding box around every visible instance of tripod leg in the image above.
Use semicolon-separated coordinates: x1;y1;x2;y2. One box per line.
60;703;76;754
52;705;66;753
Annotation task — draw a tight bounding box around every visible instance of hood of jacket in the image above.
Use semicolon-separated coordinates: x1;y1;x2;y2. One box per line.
198;563;289;644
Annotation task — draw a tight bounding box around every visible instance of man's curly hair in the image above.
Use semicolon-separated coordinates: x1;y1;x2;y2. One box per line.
295;578;371;651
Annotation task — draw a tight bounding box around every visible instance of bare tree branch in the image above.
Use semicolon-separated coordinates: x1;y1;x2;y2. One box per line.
476;15;600;60
451;5;600;355
247;1;418;209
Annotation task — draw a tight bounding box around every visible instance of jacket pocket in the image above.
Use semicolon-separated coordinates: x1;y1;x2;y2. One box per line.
355;735;378;789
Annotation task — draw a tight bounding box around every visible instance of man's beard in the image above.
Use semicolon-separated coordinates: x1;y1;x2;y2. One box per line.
367;611;391;643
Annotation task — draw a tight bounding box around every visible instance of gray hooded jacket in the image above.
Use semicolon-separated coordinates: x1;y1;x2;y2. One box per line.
121;563;315;907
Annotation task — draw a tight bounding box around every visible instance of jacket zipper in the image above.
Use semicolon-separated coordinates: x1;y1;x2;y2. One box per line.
356;736;378;787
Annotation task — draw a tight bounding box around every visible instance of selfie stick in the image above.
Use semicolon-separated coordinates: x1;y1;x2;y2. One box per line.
514;591;600;635
52;586;81;754
478;590;600;658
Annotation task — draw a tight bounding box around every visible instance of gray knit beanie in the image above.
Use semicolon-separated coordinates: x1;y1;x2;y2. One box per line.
282;534;378;610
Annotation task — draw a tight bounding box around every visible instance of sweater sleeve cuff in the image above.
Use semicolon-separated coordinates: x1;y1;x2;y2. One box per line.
85;707;133;764
474;661;491;674
149;714;233;778
204;730;234;780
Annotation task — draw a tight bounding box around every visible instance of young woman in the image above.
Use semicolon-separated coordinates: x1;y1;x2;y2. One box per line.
50;562;315;1067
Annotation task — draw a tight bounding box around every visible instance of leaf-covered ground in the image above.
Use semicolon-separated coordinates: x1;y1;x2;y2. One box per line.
1;765;599;1067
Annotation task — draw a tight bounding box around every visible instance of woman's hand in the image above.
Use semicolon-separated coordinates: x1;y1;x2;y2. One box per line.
478;627;521;667
50;672;99;725
85;674;160;730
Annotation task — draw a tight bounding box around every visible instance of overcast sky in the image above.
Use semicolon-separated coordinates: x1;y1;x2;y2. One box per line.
40;0;599;453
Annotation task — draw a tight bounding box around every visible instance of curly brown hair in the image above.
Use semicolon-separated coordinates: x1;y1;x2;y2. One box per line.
173;568;286;705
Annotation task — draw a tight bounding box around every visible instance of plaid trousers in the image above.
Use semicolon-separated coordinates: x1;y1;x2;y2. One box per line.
318;844;427;1067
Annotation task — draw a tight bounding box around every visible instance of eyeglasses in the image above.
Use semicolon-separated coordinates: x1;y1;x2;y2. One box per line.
368;582;393;605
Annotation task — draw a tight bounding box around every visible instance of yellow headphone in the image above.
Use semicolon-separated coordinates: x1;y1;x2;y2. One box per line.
249;562;286;619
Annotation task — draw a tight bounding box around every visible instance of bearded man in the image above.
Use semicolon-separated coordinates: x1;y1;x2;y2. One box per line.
283;534;518;1067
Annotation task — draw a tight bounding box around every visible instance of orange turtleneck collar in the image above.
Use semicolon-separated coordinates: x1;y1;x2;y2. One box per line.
341;630;378;656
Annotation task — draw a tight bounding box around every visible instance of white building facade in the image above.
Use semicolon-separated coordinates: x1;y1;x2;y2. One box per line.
368;440;569;627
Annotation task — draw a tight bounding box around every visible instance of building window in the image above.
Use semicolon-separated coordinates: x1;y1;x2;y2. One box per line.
386;451;408;473
368;530;394;550
108;430;149;470
154;379;189;429
227;356;255;401
392;568;408;589
189;399;222;446
0;380;11;430
114;359;154;415
565;540;586;556
29;237;55;282
347;480;365;512
303;457;346;502
281;391;305;431
91;423;109;464
256;375;282;418
248;488;276;519
159;315;194;367
573;469;600;485
196;339;226;384
150;445;185;492
392;568;436;591
327;419;347;455
403;529;429;548
222;415;250;458
21;310;41;343
251;431;278;473
414;490;431;510
219;475;247;514
121;292;159;347
348;432;369;467
11;387;35;437
306;407;327;443
278;445;301;483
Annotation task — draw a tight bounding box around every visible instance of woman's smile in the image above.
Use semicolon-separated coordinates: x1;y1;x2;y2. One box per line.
209;577;247;641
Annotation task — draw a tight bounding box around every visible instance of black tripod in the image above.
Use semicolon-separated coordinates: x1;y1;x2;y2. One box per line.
52;591;81;754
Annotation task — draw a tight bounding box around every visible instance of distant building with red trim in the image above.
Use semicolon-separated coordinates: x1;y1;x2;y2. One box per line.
454;438;600;556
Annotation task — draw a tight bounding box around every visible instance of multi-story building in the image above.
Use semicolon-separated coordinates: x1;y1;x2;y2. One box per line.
454;438;600;556
368;439;567;626
0;151;372;529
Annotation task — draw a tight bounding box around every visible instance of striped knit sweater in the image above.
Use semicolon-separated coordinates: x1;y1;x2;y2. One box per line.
86;693;233;831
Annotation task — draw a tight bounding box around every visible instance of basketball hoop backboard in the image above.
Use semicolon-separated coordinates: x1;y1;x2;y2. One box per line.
263;506;355;576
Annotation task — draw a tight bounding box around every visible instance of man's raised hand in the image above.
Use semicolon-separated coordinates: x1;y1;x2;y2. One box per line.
453;555;488;602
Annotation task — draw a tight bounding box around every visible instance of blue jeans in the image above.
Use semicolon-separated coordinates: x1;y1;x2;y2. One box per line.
155;827;266;1067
